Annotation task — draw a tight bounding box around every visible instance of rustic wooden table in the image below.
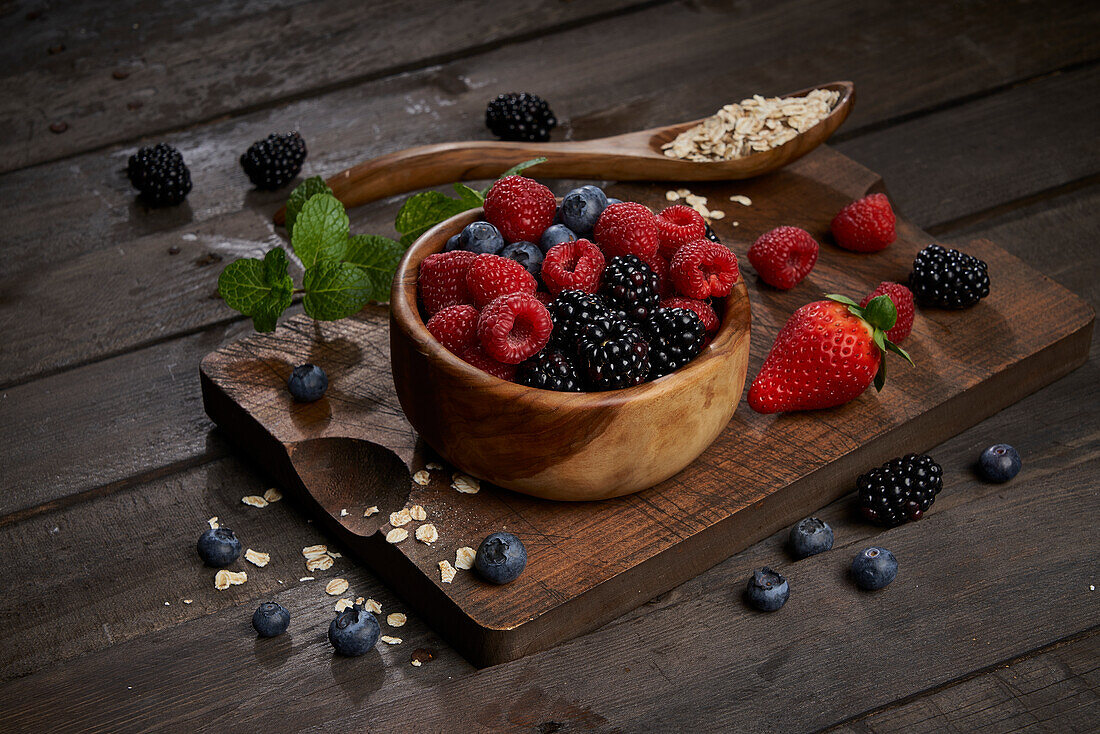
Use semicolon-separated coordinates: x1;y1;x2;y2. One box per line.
1;1;1097;731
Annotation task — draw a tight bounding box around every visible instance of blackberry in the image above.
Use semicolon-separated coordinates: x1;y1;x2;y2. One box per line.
240;132;307;190
705;223;722;243
643;307;706;378
485;92;557;143
600;255;661;321
516;349;583;392
577;315;650;390
547;289;612;353
857;454;944;527
127;143;192;207
908;244;990;309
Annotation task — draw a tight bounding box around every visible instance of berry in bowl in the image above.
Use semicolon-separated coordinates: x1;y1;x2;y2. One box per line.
389;176;750;501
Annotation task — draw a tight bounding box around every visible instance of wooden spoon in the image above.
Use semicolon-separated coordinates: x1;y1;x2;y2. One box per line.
274;81;853;223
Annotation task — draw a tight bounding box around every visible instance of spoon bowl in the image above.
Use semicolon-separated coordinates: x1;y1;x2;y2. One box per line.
275;81;853;221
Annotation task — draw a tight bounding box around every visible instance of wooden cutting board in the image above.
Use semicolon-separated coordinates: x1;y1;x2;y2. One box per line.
200;146;1093;667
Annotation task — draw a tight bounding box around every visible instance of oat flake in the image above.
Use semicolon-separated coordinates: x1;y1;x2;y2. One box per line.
426;462;443;471
363;506;380;517
380;636;402;645
302;544;328;558
439;560;456;583
263;488;283;503
409;505;427;521
334;598;354;613
413;470;430;486
364;598;382;614
387;613;407;627
415;523;438;545
339;508;348;517
325;578;349;596
306;555;334;572
299;577;315;582
244;549;270;567
451;474;480;494
455;547;476;570
207;516;219;529
386;528;409;544
390;508;412;527
241;495;268;508
728;195;752;206
411;659;422;667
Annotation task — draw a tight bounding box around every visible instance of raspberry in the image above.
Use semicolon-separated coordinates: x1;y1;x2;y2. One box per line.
485;93;556;143
476;293;553;364
426;304;480;354
670;241;739;299
860;282;915;343
593;202;658;259
483;175;556;243
239;132;307;190
127;143;192;207
465;253;537;308
747;226;819;290
460;345;516;381
831;193;896;252
655;205;706;258
418;250;477;316
533;290;553;305
661;297;719;333
638;250;672;298
541;239;605;295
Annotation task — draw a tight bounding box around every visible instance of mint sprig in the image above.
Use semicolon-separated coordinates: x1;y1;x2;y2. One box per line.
217;247;294;332
285;176;333;236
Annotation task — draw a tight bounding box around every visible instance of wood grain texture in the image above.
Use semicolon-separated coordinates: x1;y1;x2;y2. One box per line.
0;0;648;172
200;147;1093;665
3;4;1098;390
389;210;749;500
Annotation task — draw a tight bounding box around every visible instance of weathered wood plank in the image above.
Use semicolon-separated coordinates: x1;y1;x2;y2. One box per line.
4;0;1098;277
828;631;1100;733
1;0;649;172
1;388;1095;730
4;60;1099;392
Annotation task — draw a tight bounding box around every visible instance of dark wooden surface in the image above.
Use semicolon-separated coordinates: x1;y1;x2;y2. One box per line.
200;148;1090;667
1;0;1097;730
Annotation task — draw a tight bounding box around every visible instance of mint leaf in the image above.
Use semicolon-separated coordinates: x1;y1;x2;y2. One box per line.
302;261;371;320
395;191;472;235
453;183;484;208
292;193;349;269
497;156;547;180
345;234;404;302
217;247;293;332
285;176;332;236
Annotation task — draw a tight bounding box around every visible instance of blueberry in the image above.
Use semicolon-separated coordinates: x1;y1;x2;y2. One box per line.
978;443;1021;483
538;223;577;253
474;532;527;584
458;221;505;254
252;601;290;637
288;363;328;402
606;197;622;206
559;186;607;235
744;567;789;612
499;241;544;278
851;547;898;590
328;605;380;656
788;517;834;559
444;233;462;252
196;527;242;567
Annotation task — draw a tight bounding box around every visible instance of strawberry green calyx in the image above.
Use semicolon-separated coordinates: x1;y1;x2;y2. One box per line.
825;293;914;391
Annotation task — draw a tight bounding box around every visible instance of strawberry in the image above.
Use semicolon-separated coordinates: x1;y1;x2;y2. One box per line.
483;175;557;243
748;294;913;413
860;281;915;343
831;193;896;252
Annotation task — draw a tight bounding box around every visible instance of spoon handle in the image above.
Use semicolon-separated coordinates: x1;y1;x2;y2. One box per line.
274;139;626;223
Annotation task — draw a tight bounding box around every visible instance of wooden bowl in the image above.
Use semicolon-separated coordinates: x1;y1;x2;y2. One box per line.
389;209;751;501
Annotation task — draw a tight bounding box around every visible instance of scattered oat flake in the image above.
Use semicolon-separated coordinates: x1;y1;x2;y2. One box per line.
412;648;434;665
452;474;480;494
302;544;328;558
729;195;752;206
390;508;412;527
183;599;193;604
409;505;427;521
164;601;170;606
665;190;680;201
439;560;456;583
426;462;442;471
306;555;334;572
413;470;430;486
386;528;409;544
411;659;422;667
363;506;379;517
325;578;349;596
455;547;476;570
215;570;247;590
334;598;354;613
676;188;691;197
364;598;381;614
207;516;219;529
340;508;348;517
244;549;270;567
387;613;407;627
241;495;268;508
263;488;282;503
299;576;315;582
355;596;365;605
710;210;726;220
415;523;439;545
329;551;342;558
380;636;402;645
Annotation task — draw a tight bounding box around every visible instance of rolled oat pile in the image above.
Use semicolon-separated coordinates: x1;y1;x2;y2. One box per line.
662;88;840;162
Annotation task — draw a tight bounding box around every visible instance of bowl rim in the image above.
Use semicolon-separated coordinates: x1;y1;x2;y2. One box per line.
391;206;750;407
